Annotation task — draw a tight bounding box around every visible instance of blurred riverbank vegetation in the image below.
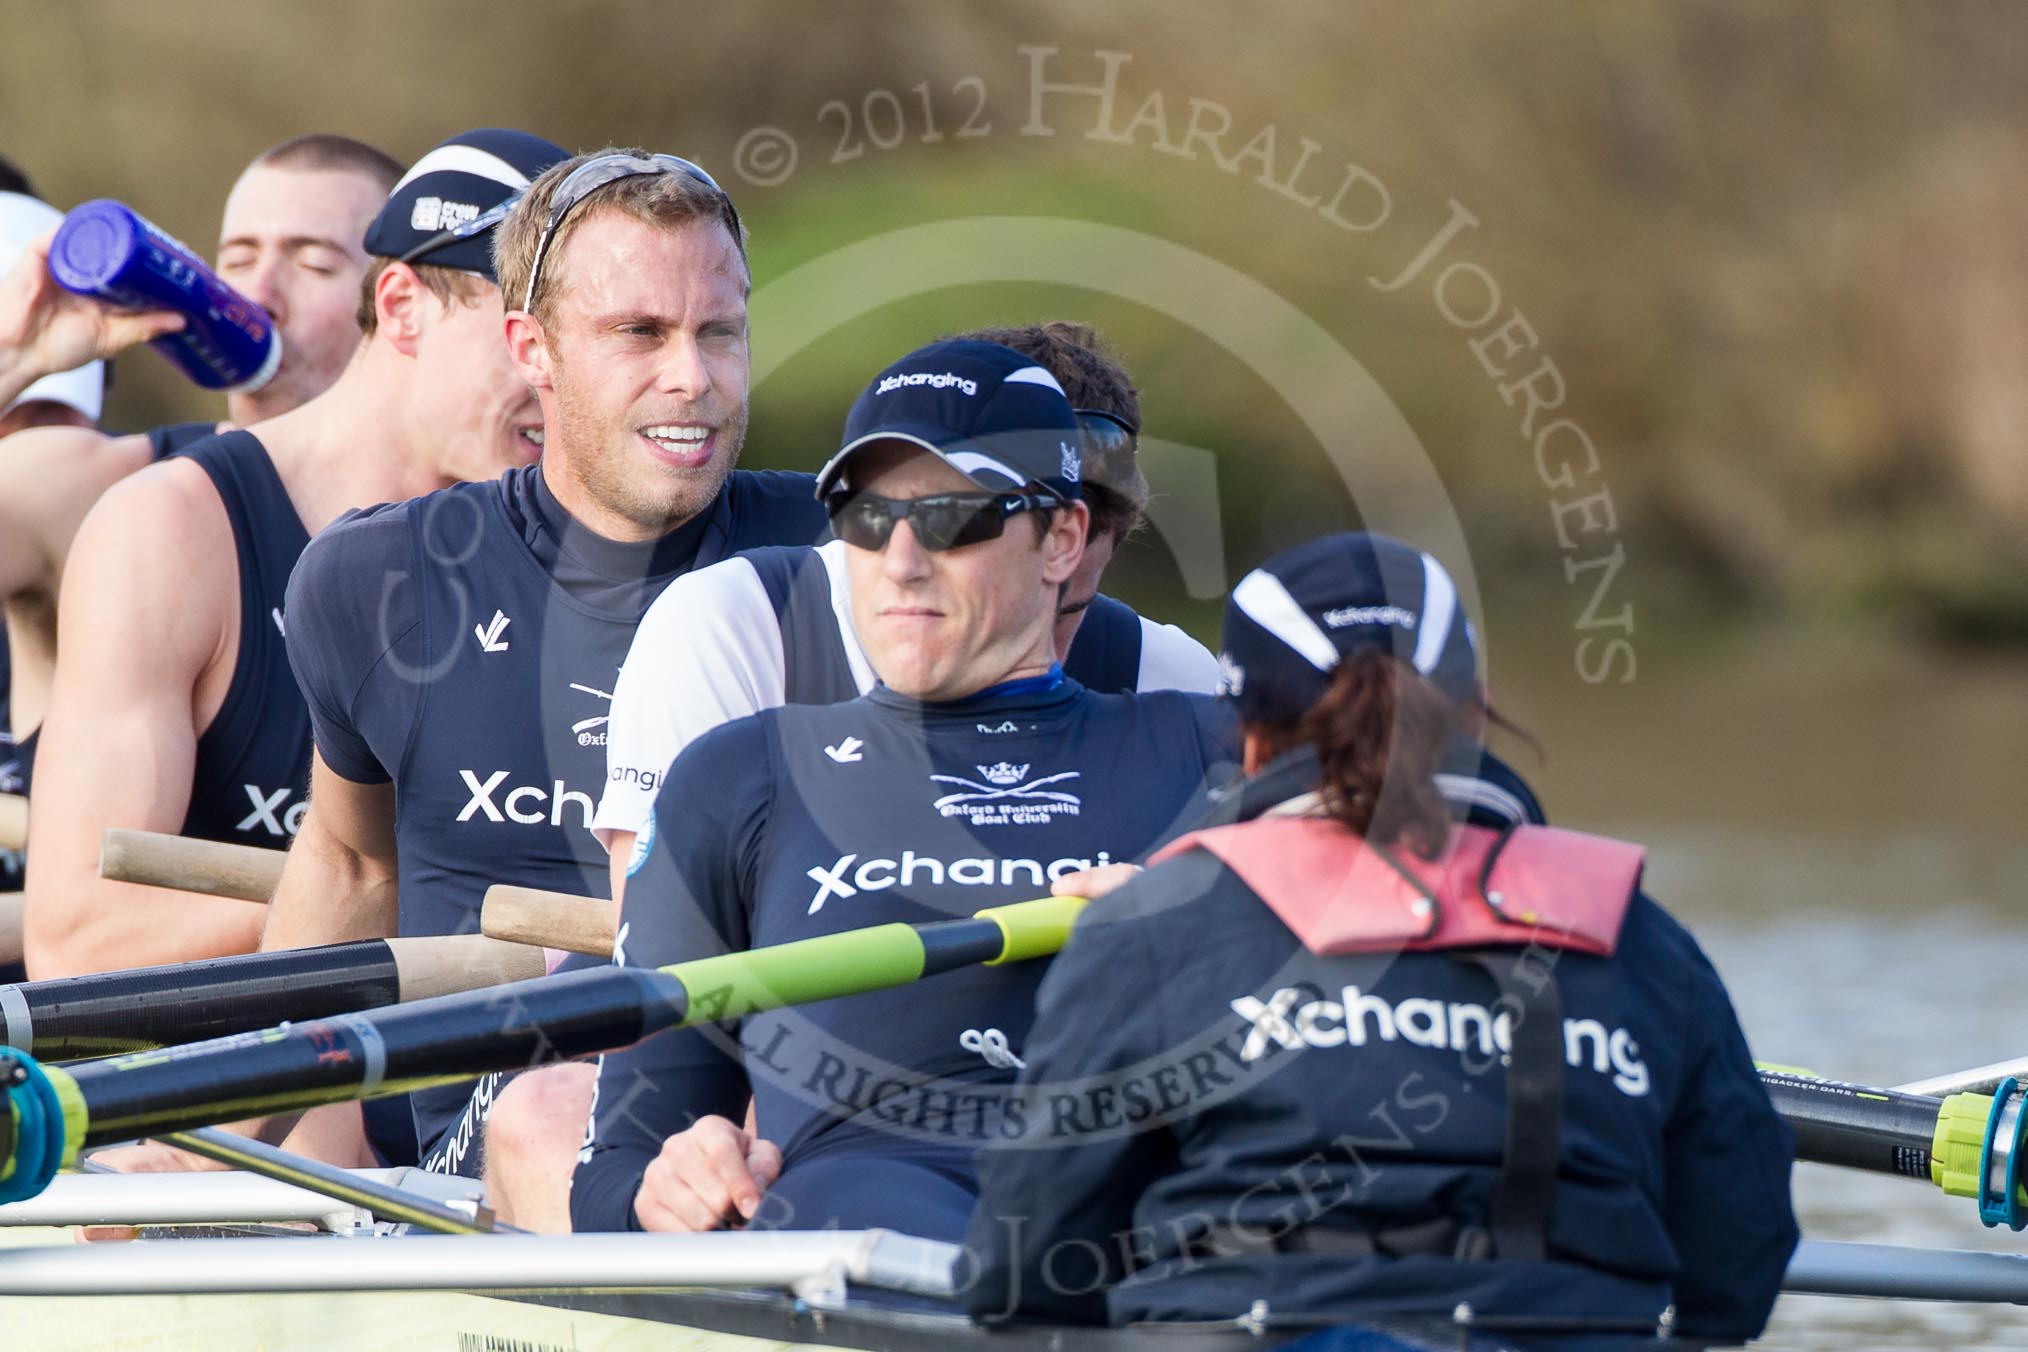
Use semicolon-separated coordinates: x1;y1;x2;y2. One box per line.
6;0;2027;649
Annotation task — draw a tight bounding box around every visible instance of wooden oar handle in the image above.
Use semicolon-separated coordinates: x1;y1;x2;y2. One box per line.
386;933;548;1001
98;828;282;902
0;792;26;852
480;885;615;958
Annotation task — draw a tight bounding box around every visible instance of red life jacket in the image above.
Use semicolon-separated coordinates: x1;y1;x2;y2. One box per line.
1149;817;1644;958
1153;812;1649;1265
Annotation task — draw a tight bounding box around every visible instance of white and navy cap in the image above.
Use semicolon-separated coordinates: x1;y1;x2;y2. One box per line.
363;128;570;281
1;191;102;422
814;339;1084;501
1220;531;1478;723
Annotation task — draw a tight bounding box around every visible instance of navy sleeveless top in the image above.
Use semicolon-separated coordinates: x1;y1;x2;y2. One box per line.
3;421;227;802
147;420;219;462
177;432;312;848
744;545;1148;704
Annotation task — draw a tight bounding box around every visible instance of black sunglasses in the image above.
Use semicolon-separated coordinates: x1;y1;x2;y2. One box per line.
522;152;742;312
398;191;524;268
826;489;1057;553
1075;408;1138;457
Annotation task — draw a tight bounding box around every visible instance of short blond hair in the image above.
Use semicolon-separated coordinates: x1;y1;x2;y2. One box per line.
492;147;747;328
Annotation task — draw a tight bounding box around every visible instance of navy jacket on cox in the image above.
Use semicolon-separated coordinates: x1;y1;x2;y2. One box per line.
961;766;1797;1344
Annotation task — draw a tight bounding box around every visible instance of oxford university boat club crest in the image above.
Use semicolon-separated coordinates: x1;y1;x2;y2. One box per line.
930;762;1083;827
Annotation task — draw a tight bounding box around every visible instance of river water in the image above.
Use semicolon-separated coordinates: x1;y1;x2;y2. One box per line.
1489;630;2028;1349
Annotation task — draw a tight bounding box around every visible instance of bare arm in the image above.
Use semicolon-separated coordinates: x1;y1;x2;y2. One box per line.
0;228;182;409
230;754;401;1161
1;427;156;737
22;467;261;978
608;829;634;904
259;751;399;950
0;427;156;602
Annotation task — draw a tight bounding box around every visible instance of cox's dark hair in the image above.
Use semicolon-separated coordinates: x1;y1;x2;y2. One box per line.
1246;651;1463;858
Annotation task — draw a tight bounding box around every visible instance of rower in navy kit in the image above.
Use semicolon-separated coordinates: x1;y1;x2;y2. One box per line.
0;140;401;812
965;532;1799;1347
26;133;548;980
286;459;822;942
265;149;826;1180
0;177;219;964
571;339;1238;1241
592;321;1220;890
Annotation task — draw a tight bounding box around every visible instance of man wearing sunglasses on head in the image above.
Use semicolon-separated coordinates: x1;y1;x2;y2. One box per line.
25;128;569;983
569;339;1236;1243
257;148;828;1176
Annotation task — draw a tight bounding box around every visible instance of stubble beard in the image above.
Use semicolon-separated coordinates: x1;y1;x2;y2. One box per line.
553;367;749;539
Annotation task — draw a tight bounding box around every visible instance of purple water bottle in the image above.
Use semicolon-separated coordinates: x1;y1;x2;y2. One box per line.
47;200;282;393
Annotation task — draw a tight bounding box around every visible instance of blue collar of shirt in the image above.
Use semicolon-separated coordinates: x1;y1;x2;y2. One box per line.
970;665;1065;702
868;665;1070;717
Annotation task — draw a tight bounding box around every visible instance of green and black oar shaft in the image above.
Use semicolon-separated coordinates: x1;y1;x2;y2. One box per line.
0;896;1084;1205
1761;1068;2028;1229
0;934;546;1060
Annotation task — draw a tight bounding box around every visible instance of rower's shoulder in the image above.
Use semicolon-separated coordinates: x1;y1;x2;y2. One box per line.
1080;682;1239;755
1612;889;1737;1014
0;424;156;527
655;705;783;813
640;542;789;624
285;490;441;647
295;469;510;578
55;448;237;668
77;440;236;560
723;469;827;545
294;495;419;581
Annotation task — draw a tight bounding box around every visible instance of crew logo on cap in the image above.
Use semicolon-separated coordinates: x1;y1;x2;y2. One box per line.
1220;531;1479;725
364;128;570;282
815;339;1082;502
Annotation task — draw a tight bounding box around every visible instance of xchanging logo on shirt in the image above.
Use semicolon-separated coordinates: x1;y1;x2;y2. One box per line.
806;848;1116;914
1231;983;1651;1098
608;763;660;794
929;763;1082;827
235;785;306;837
455;770;596;830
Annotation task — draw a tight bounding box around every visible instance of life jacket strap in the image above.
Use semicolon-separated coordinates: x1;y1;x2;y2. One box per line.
1450;946;1564;1263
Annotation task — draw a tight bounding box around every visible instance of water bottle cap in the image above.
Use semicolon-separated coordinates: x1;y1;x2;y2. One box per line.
48;200;139;294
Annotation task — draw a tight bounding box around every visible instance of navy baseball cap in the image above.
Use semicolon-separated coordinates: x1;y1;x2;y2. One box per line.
364;129;570;281
814;339;1084;501
1219;531;1479;724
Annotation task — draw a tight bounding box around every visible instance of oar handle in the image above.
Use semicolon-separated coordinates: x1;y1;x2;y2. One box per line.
480;885;615;957
387;934;546;1001
99;829;282;902
1761;1068;2028;1226
0;793;25;852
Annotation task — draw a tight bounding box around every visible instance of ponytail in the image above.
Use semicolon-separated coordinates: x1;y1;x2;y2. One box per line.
1248;651;1462;858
